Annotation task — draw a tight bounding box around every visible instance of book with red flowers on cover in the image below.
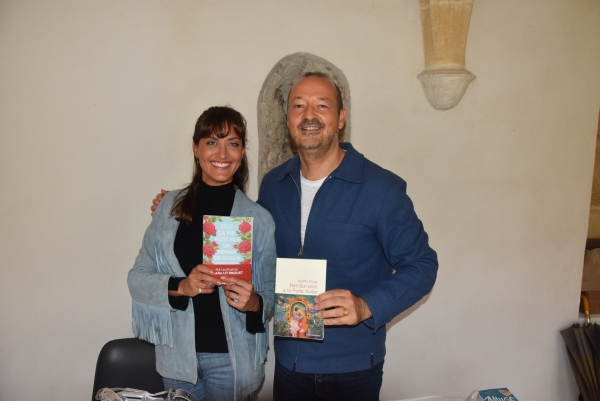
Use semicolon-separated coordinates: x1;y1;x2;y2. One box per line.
273;258;327;340
202;215;253;282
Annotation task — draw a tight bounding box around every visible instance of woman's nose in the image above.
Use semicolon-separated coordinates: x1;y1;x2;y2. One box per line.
217;143;228;157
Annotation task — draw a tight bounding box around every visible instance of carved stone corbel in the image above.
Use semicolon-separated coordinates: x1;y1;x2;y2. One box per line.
418;0;475;110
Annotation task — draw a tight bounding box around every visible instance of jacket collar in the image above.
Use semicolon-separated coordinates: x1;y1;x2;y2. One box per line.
273;142;363;184
231;188;255;216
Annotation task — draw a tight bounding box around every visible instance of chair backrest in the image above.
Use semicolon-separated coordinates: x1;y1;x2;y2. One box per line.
92;338;164;401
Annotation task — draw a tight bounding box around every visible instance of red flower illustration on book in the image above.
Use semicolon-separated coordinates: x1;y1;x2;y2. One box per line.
203;244;216;259
203;221;217;236
239;221;252;234
238;240;251;254
242;259;252;264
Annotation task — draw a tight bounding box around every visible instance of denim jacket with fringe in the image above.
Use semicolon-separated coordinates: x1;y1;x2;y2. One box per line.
127;189;276;400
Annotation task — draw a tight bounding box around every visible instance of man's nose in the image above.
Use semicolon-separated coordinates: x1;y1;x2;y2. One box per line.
303;104;315;120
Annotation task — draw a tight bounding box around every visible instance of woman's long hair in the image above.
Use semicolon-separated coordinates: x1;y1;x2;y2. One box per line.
171;106;249;224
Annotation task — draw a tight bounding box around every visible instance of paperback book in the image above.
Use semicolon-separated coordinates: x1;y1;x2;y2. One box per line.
273;258;327;340
202;215;253;282
476;388;518;401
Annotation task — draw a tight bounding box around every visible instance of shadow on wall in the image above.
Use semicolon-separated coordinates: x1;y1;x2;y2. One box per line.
387;292;432;332
257;52;352;183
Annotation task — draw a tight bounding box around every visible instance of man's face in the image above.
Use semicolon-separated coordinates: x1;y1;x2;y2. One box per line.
287;76;346;157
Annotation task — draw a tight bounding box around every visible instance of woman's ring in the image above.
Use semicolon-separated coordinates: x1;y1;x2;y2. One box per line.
198;288;202;294
343;307;349;316
234;297;239;303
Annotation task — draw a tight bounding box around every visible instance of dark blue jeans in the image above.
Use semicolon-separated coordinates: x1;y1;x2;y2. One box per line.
273;358;383;401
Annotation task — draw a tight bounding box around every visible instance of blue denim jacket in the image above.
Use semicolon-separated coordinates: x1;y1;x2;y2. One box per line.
128;189;276;400
258;143;438;374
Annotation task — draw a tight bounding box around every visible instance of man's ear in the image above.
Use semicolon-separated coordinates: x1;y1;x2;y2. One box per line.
338;108;347;130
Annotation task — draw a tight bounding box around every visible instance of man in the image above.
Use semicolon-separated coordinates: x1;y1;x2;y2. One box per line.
151;73;437;400
256;72;438;401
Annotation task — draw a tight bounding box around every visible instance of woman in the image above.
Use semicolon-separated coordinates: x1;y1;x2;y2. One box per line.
128;106;276;401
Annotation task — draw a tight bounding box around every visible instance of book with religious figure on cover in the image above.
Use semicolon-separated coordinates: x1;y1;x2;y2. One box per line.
273;258;327;340
202;215;253;282
476;388;519;401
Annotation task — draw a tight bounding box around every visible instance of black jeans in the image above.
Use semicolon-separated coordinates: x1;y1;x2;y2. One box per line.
273;358;383;401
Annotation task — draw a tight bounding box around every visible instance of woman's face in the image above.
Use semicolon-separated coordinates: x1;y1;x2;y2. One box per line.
193;129;245;186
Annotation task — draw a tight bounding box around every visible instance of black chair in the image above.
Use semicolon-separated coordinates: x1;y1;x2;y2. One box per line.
92;338;164;401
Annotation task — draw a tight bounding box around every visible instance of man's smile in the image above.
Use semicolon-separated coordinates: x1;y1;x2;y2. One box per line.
298;119;325;134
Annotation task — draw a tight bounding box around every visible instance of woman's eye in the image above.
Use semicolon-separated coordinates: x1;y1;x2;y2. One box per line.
206;140;217;146
229;142;239;147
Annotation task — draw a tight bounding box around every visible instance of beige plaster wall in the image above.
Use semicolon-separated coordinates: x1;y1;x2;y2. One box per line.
587;112;600;238
1;1;599;400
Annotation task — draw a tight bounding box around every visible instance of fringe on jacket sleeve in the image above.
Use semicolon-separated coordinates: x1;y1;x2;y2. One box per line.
131;298;173;347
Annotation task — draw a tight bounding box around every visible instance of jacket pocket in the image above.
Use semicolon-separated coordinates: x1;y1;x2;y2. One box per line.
324;221;364;268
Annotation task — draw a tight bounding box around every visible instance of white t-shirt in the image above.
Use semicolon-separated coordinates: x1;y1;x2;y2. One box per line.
300;173;327;245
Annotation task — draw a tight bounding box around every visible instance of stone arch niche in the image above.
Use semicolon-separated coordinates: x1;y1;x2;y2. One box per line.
257;52;351;182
